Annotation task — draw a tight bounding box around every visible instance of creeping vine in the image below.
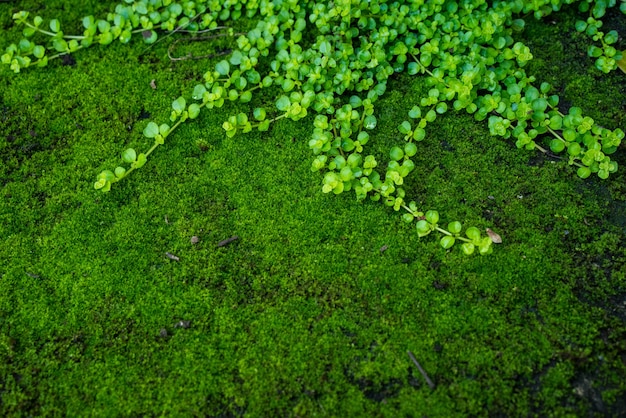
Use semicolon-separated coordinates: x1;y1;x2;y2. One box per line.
2;0;625;255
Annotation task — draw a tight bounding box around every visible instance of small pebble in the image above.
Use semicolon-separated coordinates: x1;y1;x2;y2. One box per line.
190;236;199;244
165;252;180;261
217;236;239;247
486;228;502;244
174;320;191;329
159;328;168;338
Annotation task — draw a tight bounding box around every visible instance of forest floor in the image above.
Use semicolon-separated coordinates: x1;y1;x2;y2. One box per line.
1;1;626;416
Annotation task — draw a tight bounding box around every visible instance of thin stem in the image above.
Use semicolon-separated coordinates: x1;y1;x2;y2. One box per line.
250;112;288;129
118;102;206;181
145;118;186;158
270;113;288;123
358;109;366;133
20;20;85;39
401;204;419;216
410;53;436;78
435;226;452;236
140;18;198;55
48;45;85;60
547;126;565;142
533;142;548;153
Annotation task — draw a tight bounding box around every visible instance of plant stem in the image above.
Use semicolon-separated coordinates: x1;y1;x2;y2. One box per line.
20;20;85;39
547;126;565;142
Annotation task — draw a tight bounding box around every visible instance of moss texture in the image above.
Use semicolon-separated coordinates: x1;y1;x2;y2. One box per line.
1;1;626;416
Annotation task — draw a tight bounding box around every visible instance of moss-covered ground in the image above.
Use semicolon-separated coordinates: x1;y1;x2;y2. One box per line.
1;1;626;416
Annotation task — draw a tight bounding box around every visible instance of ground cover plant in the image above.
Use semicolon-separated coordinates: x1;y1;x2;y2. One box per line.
3;0;625;254
1;0;626;416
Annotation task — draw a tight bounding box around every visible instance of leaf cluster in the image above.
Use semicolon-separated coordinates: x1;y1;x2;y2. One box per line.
574;0;624;73
3;0;626;255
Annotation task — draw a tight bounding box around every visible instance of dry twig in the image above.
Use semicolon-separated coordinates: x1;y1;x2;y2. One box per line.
407;350;436;389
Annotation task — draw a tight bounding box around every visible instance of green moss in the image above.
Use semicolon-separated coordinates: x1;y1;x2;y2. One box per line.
1;1;626;416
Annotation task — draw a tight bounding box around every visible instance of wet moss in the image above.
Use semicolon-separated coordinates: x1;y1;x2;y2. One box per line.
1;1;626;416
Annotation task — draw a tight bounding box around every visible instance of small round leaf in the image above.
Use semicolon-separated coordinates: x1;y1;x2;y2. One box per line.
448;221;462;234
143;122;159;138
122;148;137;163
425;210;439;224
440;236;455;249
49;19;60;33
188;104;200;119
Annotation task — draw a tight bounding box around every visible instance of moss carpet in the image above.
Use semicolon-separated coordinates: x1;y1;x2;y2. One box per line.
1;1;626;416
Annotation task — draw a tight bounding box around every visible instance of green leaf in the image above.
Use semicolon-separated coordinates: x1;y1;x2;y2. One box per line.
169;3;183;16
230;50;243;65
172;97;186;114
258;120;270;131
82;15;94;29
99;32;113;45
119;30;132;44
425;210;439;224
98;170;115;182
135;2;148;14
549;139;565;153
276;96;290;111
253;108;266;121
122;148;137;163
143;122;159;138
478;237;493;255
159;124;170;136
567;143;582;156
466;226;481;241
461;243;475;255
319;40;331;54
23;27;36;38
404;142;417;157
215;60;230;76
416;220;431;237
233;76;248;91
49;19;60;33
68;40;79;52
440;236;455;249
52;38;68;52
33;16;43;27
32;45;45;59
94;178;109;191
364;115;377;130
142;30;158;44
134;153;147;169
192;84;207;100
239;91;252;103
389;147;404;161
577;166;591;179
97;20;111;33
114;166;126;178
448;221;462;234
408;106;422;119
188;103;200;119
398;121;412;134
588;45;602;58
413;128;426;141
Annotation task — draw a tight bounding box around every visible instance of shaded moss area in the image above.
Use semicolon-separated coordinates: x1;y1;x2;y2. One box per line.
1;1;625;416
